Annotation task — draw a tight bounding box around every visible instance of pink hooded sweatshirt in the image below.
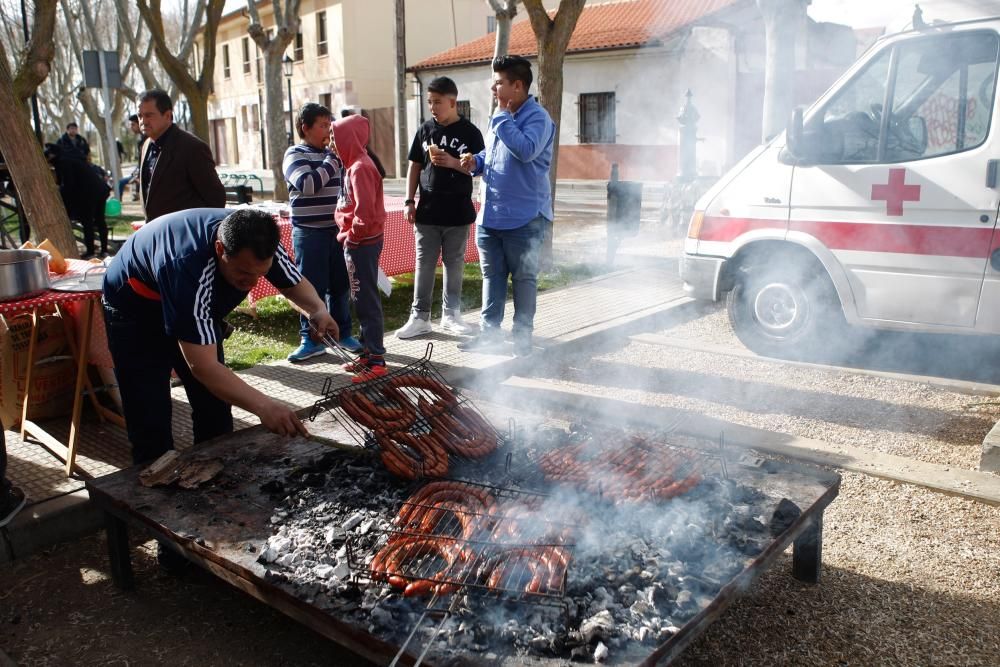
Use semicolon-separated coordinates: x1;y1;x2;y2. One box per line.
332;114;385;247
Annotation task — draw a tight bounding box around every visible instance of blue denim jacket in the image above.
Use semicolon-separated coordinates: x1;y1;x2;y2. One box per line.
472;96;555;230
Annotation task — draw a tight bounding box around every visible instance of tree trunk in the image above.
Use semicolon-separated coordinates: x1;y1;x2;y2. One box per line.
522;0;585;267
263;51;290;202
487;0;517;115
757;0;807;141
12;0;58;102
394;0;408;177
0;46;77;256
136;0;225;144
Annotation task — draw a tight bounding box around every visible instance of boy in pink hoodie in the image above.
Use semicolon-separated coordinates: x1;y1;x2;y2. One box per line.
332;114;388;379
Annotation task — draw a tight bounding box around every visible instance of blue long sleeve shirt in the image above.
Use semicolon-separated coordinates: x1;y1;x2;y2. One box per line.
472;95;555;230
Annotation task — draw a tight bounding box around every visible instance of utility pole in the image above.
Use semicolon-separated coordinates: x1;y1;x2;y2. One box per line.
394;0;407;178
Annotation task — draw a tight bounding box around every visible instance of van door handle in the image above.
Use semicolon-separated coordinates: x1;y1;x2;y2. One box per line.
988;159;1000;188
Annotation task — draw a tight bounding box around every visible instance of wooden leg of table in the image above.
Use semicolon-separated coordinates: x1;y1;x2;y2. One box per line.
105;512;134;590
792;513;823;584
64;299;93;477
19;307;39;437
55;302;104;423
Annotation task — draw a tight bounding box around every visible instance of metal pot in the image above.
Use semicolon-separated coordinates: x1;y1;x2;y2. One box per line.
0;249;51;303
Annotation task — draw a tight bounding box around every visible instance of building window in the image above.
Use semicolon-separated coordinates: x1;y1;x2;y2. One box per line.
487;16;496;33
457;100;471;120
317;11;328;56
579;92;615;143
255;44;262;81
294;31;304;61
241;105;249;133
242;37;251;75
320;93;332;110
251;103;260;132
222;44;230;79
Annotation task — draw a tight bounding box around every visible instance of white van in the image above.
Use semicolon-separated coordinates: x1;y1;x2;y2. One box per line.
680;15;1000;356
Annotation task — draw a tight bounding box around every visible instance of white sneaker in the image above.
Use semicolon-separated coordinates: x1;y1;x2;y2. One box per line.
396;315;433;339
441;313;475;335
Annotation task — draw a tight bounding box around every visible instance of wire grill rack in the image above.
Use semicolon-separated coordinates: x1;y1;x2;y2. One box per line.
347;480;576;606
507;419;731;503
307;344;509;480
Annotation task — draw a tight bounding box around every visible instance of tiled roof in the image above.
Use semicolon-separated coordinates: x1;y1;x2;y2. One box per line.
411;0;744;71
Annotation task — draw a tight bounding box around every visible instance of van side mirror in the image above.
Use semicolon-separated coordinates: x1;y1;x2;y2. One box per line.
779;107;805;165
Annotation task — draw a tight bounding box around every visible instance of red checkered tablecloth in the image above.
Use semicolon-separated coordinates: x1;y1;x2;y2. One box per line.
0;259;114;368
248;196;480;305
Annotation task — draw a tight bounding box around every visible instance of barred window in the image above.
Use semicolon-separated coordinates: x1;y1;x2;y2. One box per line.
579;92;616;143
317;11;328;56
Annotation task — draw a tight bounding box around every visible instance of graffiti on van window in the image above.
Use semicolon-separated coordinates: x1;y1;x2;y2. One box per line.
919;93;987;153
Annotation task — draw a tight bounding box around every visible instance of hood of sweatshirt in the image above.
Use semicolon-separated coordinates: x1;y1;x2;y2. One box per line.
332;114;369;166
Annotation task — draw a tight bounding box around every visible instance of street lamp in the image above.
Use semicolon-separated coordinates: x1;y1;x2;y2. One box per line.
283;55;294;146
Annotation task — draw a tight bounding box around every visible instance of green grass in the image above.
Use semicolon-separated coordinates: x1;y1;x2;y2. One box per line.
224;262;604;371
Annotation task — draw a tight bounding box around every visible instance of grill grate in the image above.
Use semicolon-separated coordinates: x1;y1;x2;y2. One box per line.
308;343;509;480
507;421;730;503
347;480;577;606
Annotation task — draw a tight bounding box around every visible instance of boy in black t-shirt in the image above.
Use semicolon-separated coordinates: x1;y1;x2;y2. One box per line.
396;77;485;339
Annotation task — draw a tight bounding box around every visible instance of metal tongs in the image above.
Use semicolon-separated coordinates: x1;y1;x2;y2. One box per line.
308;321;382;382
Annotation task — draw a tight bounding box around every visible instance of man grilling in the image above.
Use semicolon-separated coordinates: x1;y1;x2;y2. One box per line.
103;208;338;466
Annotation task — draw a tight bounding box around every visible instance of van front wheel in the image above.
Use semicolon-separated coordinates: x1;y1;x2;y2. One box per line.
726;261;841;358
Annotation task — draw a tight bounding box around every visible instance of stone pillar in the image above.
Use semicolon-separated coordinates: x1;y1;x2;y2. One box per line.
757;0;809;142
677;89;700;182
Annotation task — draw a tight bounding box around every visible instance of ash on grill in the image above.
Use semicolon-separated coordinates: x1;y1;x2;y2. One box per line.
256;417;783;664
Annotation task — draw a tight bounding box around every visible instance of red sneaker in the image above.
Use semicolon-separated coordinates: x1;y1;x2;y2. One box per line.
351;362;388;384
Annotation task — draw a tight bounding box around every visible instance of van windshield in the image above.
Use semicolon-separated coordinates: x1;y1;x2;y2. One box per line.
808;30;999;163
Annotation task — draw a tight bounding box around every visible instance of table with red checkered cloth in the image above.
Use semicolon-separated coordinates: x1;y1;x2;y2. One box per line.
0;258;114;368
247;196;480;305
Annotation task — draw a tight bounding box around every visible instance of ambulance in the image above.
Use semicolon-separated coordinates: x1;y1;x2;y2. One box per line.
680;14;1000;356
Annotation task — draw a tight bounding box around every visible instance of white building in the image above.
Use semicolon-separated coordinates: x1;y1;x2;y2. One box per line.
409;0;861;180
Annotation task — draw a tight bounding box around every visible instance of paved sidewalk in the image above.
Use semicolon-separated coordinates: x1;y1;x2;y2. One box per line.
1;233;685;561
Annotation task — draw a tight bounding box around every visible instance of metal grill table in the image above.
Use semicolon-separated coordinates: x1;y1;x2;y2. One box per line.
86;404;840;666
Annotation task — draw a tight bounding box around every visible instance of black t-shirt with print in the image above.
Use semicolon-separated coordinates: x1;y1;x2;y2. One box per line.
407;117;485;226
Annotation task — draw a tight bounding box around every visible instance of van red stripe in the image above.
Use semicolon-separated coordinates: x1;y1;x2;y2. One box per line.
699;216;995;258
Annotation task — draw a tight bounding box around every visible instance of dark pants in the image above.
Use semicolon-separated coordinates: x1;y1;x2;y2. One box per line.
344;240;385;356
84;197;109;255
292;226;352;340
103;291;233;464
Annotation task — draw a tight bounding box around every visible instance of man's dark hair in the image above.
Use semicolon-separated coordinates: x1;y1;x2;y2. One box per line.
139;89;173;114
427;76;458;97
128;113;139;123
492;55;533;91
296;102;332;138
218;209;280;260
66;122;78;130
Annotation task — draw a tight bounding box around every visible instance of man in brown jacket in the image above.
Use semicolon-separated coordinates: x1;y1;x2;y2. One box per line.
137;89;226;221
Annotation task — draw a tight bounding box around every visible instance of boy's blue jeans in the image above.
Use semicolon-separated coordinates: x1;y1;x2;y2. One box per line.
476;216;546;342
292;226;353;340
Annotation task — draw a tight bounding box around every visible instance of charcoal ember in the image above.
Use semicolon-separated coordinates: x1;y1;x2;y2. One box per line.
594;641;609;662
658;625;680;642
637;626;654;643
259;479;284;494
580;610;615;643
770;498;802;535
300;472;325;487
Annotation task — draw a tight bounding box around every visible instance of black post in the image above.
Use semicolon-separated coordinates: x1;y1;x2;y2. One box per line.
105;513;135;590
20;0;43;144
286;78;294;147
792;513;823;583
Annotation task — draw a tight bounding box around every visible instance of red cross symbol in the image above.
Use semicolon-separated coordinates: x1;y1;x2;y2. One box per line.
871;168;921;217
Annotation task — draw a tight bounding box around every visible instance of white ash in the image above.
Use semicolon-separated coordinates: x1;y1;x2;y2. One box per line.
594;641;609;662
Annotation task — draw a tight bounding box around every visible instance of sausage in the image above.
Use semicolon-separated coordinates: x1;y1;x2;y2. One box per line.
379;538;466;597
417;500;479;540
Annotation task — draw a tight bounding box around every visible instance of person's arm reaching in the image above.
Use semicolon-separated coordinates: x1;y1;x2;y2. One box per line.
460;148;486;175
405;161;420;223
178;342;309;437
279;277;339;342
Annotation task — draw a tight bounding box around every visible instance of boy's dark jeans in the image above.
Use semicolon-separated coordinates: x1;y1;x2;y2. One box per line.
103;294;233;464
344;240;385;356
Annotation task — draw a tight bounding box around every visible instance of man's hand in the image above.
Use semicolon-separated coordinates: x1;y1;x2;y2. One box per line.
405;201;416;223
504;98;515;114
258;400;309;438
430;150;461;170
459;152;476;172
307;308;339;343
